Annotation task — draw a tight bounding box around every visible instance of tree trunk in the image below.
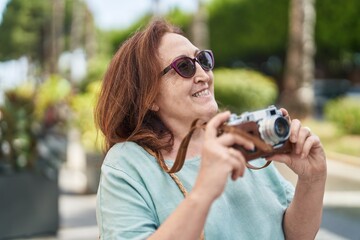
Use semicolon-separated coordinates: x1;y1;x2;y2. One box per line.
191;0;209;50
46;0;64;75
280;0;316;119
70;0;84;51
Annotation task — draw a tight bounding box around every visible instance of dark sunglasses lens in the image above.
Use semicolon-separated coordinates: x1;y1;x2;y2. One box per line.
175;58;195;78
198;51;214;70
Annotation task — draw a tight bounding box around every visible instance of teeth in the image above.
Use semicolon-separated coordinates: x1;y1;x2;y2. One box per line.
193;89;210;97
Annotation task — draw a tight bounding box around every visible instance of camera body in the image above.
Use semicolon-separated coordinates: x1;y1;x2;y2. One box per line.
226;105;292;161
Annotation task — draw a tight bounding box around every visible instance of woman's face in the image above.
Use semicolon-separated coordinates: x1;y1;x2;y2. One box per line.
153;33;218;129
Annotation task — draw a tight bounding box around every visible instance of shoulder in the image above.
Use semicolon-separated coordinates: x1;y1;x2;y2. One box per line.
103;142;153;168
101;142;159;178
101;141;165;182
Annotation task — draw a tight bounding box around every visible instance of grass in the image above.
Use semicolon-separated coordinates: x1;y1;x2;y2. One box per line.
302;118;360;158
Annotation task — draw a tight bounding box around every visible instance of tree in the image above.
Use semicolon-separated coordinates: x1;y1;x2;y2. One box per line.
279;0;316;119
0;0;96;77
191;0;209;50
0;0;51;63
207;0;289;68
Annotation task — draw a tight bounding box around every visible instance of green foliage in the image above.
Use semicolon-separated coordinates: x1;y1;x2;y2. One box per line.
105;15;153;55
315;0;360;77
0;84;37;170
316;0;360;57
70;81;103;153
165;8;193;36
0;0;51;61
208;0;289;67
35;75;72;121
214;68;278;113
0;0;91;67
0;76;71;173
324;97;360;135
105;11;192;56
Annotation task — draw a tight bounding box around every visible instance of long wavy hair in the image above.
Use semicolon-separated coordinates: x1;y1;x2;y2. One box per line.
95;19;183;160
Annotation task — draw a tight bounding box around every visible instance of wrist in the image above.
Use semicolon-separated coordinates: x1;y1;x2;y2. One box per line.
297;174;326;189
187;189;215;209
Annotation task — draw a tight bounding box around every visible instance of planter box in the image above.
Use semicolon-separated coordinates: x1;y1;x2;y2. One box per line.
0;171;59;239
85;152;103;194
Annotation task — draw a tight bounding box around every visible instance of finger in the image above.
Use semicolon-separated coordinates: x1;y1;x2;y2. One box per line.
295;126;312;154
266;153;291;165
217;133;255;150
280;108;289;118
205;111;231;138
228;148;246;180
301;135;320;158
289;119;301;143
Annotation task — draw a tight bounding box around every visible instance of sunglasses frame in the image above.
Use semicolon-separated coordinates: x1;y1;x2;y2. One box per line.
161;50;214;78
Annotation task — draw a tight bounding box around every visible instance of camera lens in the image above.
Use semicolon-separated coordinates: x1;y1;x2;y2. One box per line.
258;116;290;146
274;117;290;138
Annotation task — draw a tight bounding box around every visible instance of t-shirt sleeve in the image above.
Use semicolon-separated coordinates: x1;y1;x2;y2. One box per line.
97;163;159;240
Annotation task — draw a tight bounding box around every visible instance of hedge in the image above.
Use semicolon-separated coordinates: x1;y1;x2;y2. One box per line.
324;96;360;134
214;68;278;114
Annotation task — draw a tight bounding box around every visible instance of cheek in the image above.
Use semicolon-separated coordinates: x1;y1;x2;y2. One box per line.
154;83;181;109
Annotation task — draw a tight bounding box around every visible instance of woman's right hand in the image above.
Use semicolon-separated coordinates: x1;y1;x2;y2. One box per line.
191;111;255;203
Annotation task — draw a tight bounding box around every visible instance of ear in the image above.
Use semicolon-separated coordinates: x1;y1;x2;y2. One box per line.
150;103;159;112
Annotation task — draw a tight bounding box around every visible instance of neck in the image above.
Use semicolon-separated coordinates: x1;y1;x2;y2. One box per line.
162;122;205;161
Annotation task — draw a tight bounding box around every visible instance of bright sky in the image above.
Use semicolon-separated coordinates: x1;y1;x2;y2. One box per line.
0;0;198;30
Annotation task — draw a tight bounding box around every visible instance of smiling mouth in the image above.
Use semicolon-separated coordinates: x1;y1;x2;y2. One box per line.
192;89;210;97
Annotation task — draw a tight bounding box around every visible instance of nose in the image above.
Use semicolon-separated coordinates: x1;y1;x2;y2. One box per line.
193;62;211;83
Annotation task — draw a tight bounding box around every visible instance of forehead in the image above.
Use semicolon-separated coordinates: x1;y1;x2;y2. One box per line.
158;33;197;62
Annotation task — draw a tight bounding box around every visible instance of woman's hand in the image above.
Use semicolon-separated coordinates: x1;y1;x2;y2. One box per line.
266;109;327;183
192;111;255;202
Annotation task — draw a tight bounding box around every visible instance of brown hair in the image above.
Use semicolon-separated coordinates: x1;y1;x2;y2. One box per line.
95;18;183;157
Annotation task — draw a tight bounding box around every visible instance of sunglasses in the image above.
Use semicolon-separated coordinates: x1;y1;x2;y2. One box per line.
161;50;214;78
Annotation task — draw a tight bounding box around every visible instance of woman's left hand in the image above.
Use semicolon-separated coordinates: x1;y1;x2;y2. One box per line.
266;109;327;183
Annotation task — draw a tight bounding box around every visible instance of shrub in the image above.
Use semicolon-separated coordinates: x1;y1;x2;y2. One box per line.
0;76;71;173
324;96;360;134
214;68;278;114
70;81;103;153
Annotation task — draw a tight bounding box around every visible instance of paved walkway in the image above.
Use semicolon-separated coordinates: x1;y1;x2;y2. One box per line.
30;158;359;240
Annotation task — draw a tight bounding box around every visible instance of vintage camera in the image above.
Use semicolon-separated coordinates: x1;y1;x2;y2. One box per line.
224;105;293;161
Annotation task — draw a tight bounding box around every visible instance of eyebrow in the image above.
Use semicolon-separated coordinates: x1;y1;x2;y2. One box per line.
166;49;201;67
175;49;200;60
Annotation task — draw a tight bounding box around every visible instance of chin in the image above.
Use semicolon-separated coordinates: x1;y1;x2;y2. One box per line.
198;104;218;122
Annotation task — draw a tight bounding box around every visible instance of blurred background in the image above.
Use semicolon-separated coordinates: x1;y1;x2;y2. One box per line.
0;0;359;239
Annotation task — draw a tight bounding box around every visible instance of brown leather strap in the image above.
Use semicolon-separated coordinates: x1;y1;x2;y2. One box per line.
246;160;272;170
167;119;273;173
168;119;204;173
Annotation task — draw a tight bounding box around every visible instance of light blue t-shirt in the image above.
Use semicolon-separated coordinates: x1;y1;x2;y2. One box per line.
96;141;294;240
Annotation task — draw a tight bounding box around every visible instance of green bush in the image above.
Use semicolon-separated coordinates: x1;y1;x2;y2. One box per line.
324;96;360;134
0;76;71;172
214;68;278;114
70;81;103;153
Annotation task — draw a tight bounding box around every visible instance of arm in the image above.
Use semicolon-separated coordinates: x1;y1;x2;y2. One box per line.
149;111;255;240
147;191;211;240
267;115;327;239
283;175;326;239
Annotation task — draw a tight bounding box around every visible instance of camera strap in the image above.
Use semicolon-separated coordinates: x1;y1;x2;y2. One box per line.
145;119;273;240
164;118;272;174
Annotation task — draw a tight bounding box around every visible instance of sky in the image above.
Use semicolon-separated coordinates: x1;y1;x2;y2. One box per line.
0;0;198;30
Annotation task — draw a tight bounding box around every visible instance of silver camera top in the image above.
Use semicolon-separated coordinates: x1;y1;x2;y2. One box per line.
227;105;290;147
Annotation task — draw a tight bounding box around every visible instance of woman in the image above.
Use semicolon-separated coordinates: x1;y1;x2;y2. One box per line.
95;18;327;240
